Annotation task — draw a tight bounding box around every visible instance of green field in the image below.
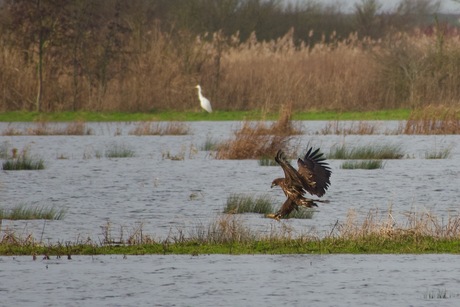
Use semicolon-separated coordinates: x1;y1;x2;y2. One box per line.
0;109;411;122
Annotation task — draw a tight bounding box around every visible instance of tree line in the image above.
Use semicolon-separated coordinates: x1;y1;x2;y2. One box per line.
0;0;448;112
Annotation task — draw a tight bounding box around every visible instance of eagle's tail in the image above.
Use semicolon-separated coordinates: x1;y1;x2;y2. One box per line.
299;199;318;208
313;199;330;204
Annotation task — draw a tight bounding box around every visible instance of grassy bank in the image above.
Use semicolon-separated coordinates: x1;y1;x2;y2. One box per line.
2;209;460;256
0;109;411;122
1;236;459;256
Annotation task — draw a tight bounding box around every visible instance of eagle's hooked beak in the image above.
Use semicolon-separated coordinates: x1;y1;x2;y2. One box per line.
271;182;276;188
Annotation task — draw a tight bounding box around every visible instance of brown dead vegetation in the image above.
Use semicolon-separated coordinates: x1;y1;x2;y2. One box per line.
336;208;460;240
319;121;379;135
318;105;460;135
216;104;299;159
1;121;92;136
2;15;460;113
129;121;190;136
401;105;460;134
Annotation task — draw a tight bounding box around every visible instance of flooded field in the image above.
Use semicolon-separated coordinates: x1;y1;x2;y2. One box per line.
0;121;459;305
2;254;460;306
1;121;458;242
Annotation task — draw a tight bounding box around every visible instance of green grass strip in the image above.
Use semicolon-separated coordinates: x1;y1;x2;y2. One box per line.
1;236;460;256
0;109;411;122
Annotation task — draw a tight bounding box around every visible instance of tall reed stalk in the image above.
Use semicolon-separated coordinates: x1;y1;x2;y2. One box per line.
2;20;460;113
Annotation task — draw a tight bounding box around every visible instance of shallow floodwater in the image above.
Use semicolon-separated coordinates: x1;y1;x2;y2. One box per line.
0;121;458;242
2;254;460;306
0;121;459;306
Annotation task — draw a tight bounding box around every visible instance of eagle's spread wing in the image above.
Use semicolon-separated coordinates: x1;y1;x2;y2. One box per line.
297;147;331;197
274;150;304;193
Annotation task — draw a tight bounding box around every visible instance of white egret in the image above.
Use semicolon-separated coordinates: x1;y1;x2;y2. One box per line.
195;85;212;113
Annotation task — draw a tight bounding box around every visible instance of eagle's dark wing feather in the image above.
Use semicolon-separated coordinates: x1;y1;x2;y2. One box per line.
297;147;332;197
274;150;304;193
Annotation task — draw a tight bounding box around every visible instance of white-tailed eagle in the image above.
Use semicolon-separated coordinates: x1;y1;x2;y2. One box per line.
268;147;331;220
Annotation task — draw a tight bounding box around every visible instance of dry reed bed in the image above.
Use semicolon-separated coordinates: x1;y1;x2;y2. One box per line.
319;121;380;135
219;32;380;111
402;105;460;134
2;121;92;136
129;121;190;136
318;105;459;135
216;104;300;159
216;131;290;160
178;209;460;245
3;24;460;112
335;208;460;240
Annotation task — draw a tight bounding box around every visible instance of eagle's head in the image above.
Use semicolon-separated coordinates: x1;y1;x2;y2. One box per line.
271;178;283;188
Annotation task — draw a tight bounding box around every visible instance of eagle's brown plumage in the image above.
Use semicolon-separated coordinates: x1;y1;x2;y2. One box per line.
268;147;331;220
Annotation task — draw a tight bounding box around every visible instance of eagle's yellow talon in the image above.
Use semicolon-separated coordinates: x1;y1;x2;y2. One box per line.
266;214;280;221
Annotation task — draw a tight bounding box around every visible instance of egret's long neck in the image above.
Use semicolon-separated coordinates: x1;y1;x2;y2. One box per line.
197;87;202;98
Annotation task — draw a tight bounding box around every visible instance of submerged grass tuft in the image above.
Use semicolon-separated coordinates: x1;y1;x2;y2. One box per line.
424;147;452;159
201;135;219;151
225;194;314;219
424;289;451;300
2;147;44;170
328;144;404;160
105;143;135;158
283;208;315;219
0;141;10;159
341;160;384;169
0;204;65;220
224;194;273;214
258;157;278;166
